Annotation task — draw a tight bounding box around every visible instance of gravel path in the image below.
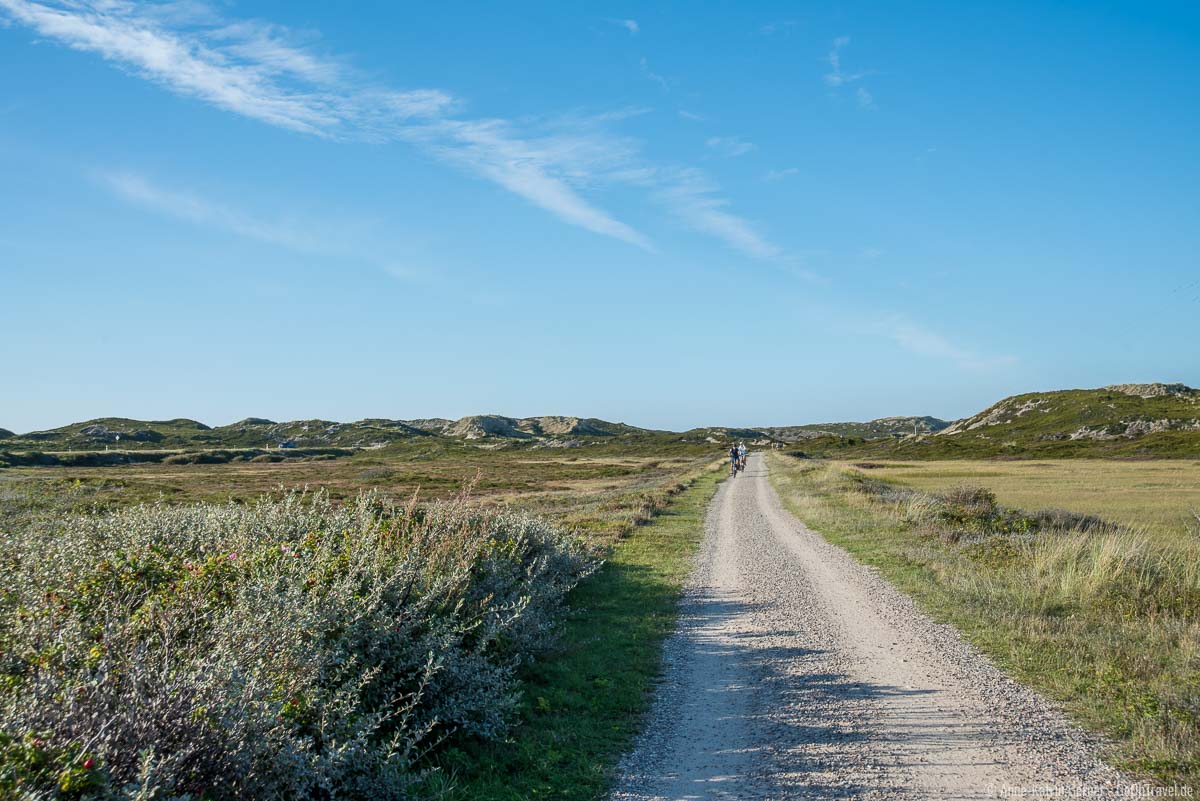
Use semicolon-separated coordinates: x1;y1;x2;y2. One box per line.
609;453;1142;800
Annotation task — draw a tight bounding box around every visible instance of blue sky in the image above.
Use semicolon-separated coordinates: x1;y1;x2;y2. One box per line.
1;1;1197;433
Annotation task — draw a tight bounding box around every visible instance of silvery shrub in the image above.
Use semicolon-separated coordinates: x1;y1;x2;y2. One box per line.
0;490;598;799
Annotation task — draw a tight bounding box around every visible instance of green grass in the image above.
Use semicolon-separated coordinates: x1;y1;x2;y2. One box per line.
432;468;724;800
767;453;1200;788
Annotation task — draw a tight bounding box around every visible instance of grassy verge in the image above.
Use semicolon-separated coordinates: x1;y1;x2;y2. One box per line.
767;453;1200;789
434;467;724;799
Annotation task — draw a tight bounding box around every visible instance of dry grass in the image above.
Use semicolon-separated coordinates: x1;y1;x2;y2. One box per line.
0;450;716;546
846;459;1200;541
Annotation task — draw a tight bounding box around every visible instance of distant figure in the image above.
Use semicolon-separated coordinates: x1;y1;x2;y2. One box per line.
729;444;740;476
737;441;747;470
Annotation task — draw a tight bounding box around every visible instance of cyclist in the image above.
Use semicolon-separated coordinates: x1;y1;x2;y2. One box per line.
737;441;748;470
729;444;740;476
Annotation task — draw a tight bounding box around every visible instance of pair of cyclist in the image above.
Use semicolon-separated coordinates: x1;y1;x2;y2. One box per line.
729;442;748;475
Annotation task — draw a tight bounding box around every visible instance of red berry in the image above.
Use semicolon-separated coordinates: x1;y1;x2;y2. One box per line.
83;758;95;770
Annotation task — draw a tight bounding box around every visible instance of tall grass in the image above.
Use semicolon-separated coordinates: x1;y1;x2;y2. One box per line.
0;490;597;799
769;457;1200;787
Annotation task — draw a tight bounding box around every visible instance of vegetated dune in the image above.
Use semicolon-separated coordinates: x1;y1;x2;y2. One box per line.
208;418;431;448
0;413;657;452
445;414;645;440
940;383;1199;437
14;418;212;448
5;381;1196;460
804;383;1200;459
758;415;950;441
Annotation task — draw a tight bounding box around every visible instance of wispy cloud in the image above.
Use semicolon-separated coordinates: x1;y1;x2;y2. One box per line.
639;56;670;91
418;117;655;250
0;0;651;247
607;18;638;35
97;167;440;283
656;169;780;259
678;109;705;122
0;0;451;137
824;35;879;109
705;136;755;157
96;168;324;251
764;167;799;182
880;316;1016;371
824;36;859;87
760;20;797;36
3;1;778;259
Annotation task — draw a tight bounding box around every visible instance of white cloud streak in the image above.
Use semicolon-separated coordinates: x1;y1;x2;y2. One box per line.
607;17;638;35
705;136;755;157
420;118;655;250
655;169;780;259
764;167;799;182
824;36;860;87
760;20;796;36
639;56;670;91
2;0;778;259
0;0;451;136
97;168;324;251
97;167;439;283
881;316;1017;371
824;37;878;110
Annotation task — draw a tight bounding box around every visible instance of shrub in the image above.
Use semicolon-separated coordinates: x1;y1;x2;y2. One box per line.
936;485;998;516
0;491;597;799
1027;507;1115;535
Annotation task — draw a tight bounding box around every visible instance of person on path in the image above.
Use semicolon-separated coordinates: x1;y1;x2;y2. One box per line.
729;444;740;476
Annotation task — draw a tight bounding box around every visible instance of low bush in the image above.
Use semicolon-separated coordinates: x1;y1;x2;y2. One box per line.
0;491;598;799
848;475;1123;543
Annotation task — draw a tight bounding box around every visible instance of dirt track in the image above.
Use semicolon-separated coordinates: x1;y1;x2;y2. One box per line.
610;453;1137;800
